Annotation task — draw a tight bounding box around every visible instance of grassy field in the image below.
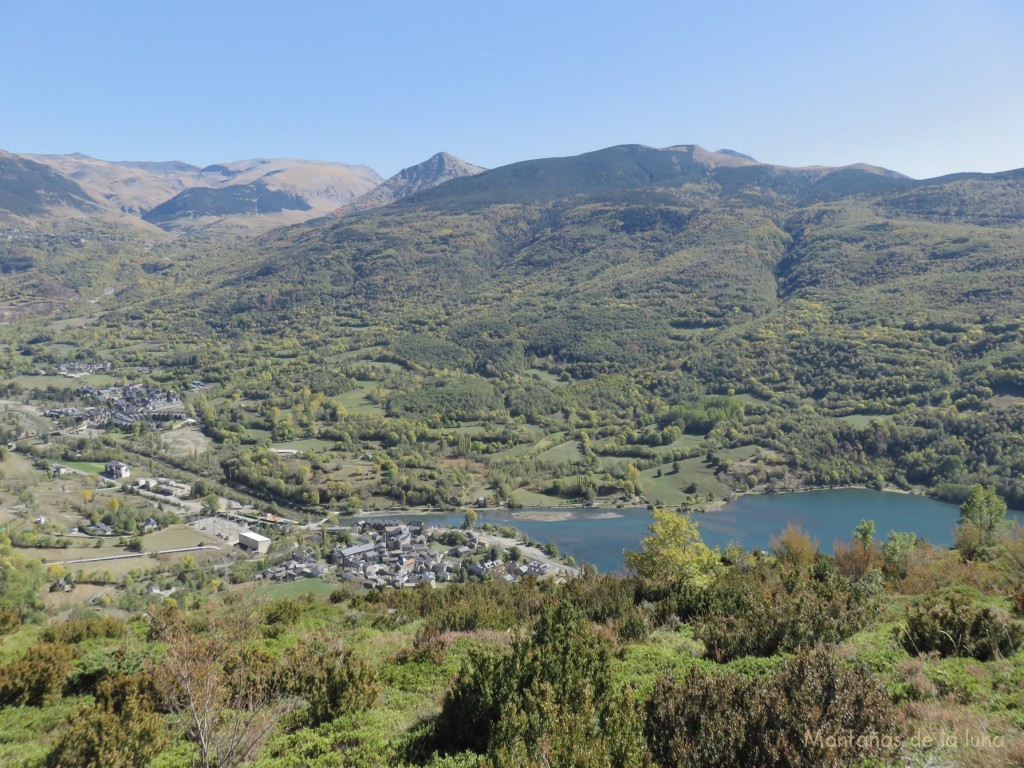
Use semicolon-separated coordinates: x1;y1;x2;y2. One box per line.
447;422;487;435
142;524;221;551
46;552;164;578
716;445;760;462
525;369;568;386
271;438;337;452
640;457;732;505
161;427;212;456
836;414;888;426
48;315;97;331
242;579;341;600
511;488;571;507
538;440;585;463
63;461;105;474
489;443;533;460
11;374;119;389
655;434;705;454
2;452;45;480
334;383;385;415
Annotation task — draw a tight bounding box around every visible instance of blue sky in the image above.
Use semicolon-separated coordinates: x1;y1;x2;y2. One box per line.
1;0;1022;179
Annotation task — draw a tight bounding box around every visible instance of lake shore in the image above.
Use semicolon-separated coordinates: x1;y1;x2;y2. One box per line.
699;483;924;513
356;484;930;518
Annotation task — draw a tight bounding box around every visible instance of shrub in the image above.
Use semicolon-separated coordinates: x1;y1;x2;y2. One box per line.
46;673;166;768
770;524;818;569
644;647;898;768
0;608;21;636
430;601;646;766
1012;586;1024;619
263;598;303;626
0;642;78;707
284;638;380;727
42;615;126;644
901;590;1024;660
696;563;870;661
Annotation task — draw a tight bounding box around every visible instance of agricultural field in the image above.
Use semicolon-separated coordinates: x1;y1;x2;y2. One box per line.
160;427;212;456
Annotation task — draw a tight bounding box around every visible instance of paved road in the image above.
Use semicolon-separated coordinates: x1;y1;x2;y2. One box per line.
53;544;221;566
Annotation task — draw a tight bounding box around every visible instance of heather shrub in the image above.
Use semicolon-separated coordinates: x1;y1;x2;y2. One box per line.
900;589;1024;660
42;615;126;644
644;647;898;768
430;601;646;766
696;562;870;661
1012;586;1024;619
0;642;77;707
284;638;380;727
46;673;167;768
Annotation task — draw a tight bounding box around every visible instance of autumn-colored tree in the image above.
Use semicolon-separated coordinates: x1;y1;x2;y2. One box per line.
624;508;718;589
770;524;818;569
957;485;1009;558
834;520;880;580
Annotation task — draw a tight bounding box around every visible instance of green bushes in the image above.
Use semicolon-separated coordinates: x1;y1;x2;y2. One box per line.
358;579;548;632
46;673;167;768
0;608;21;636
0;642;77;707
263;598;303;627
1012;586;1024;618
41;616;126;644
696;562;871;661
429;602;647;766
284;639;381;727
900;589;1024;660
644;647;898;768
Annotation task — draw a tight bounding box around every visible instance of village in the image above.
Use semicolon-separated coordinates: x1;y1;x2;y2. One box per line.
43;383;186;429
253;519;566;590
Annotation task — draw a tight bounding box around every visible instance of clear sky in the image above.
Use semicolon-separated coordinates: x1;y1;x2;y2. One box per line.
2;0;1022;179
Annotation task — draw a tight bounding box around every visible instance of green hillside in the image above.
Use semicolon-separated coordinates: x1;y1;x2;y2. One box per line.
6;144;1024;510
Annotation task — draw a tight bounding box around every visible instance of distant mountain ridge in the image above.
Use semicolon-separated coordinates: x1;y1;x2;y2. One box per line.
3;143;1018;241
6;153;383;235
334;152;485;216
0;151;103;218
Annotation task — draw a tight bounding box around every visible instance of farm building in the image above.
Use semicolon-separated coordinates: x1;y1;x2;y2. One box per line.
105;461;131;478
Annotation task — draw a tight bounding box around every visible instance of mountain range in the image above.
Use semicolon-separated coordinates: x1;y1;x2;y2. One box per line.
3;142;1024;346
0;149;486;235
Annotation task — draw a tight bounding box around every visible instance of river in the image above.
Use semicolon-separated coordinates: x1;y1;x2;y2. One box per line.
393;489;1024;574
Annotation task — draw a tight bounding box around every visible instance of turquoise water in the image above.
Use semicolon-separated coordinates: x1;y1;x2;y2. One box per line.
395;489;1024;574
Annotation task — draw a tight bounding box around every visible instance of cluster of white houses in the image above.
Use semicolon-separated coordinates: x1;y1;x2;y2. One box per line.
257;549;329;582
44;384;186;428
330;520;554;590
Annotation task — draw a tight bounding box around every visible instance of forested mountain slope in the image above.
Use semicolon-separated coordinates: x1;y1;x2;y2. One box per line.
92;143;1024;504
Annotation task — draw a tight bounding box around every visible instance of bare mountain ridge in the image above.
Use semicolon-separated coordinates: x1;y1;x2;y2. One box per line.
334;152;485;216
10;153;382;235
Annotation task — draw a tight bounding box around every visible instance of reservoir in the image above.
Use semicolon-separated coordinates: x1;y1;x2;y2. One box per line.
397;489;1024;574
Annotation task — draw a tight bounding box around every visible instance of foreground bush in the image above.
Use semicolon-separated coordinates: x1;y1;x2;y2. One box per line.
696;561;871;661
0;642;77;707
283;638;381;727
46;673;166;768
644;647;898;768
901;589;1024;660
430;601;647;767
